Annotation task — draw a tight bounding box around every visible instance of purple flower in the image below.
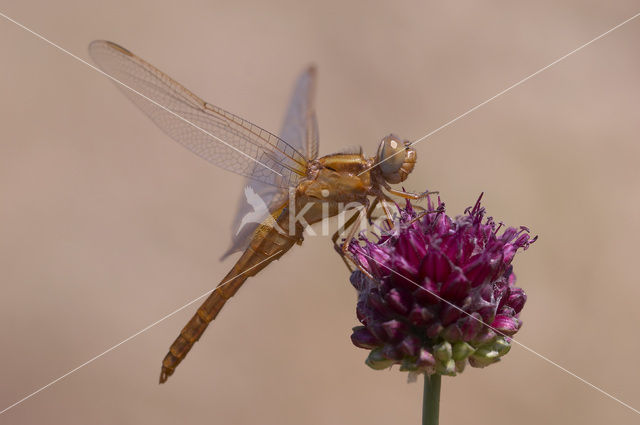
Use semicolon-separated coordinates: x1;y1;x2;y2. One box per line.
348;194;536;375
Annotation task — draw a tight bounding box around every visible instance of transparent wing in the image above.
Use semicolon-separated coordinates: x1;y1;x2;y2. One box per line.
280;65;319;161
220;186;288;259
221;66;320;259
89;40;308;188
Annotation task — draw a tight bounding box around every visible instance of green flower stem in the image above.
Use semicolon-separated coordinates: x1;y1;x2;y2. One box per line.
422;373;441;425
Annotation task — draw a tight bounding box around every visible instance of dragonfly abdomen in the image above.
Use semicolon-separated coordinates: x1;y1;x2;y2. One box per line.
159;214;300;383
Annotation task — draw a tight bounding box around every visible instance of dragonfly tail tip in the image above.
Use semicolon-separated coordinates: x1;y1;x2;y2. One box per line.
159;370;170;384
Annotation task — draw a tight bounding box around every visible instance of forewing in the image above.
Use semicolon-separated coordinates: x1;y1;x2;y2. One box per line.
89;40;307;188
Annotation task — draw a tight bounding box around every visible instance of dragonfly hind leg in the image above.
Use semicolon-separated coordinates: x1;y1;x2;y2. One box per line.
331;210;360;272
331;199;380;259
332;206;377;279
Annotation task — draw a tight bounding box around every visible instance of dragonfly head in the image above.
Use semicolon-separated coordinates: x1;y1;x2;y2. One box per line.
376;134;417;184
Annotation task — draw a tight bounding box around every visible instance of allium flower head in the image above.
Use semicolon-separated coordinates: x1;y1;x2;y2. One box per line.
348;194;536;376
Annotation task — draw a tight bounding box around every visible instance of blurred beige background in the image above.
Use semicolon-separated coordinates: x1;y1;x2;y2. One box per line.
1;1;640;424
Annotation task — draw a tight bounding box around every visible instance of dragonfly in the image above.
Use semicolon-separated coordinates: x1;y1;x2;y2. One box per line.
88;40;426;383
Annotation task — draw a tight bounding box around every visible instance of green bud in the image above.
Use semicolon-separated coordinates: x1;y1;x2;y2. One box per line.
493;338;511;356
365;349;395;370
469;346;500;368
452;342;475;361
475;346;499;359
436;358;456;376
434;341;452;361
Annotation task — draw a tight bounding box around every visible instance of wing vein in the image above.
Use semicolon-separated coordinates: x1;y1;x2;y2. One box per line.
89;40;308;188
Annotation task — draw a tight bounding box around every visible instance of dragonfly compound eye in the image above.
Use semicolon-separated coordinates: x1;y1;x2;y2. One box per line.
376;134;416;184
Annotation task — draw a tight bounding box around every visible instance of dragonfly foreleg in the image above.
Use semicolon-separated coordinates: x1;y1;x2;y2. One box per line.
384;186;438;200
407;206;445;225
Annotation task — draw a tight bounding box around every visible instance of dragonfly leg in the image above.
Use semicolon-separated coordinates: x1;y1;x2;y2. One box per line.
332;209;361;272
366;197;380;224
339;207;366;254
378;196;397;229
338;207;376;279
385;187;438;200
332;199;380;250
407;206;445;225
